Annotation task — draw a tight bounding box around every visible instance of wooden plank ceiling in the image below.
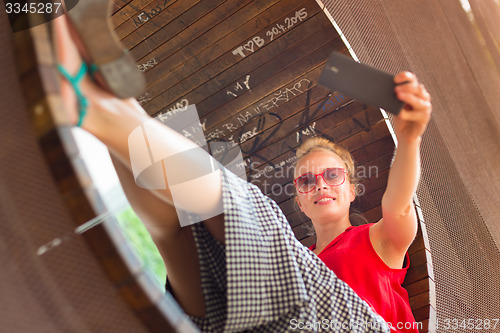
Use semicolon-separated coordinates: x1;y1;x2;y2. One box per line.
111;0;395;247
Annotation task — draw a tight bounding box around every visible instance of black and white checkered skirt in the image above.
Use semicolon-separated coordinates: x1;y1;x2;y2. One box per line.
175;168;390;332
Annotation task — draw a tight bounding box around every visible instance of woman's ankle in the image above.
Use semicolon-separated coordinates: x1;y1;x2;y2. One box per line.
82;91;148;145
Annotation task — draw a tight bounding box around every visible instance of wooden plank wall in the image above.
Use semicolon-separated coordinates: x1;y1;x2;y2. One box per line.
111;1;433;331
111;0;394;246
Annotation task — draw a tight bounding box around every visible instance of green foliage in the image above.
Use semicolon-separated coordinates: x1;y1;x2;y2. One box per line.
116;206;167;288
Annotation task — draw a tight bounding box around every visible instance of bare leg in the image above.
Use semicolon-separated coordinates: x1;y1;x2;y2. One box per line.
53;15;225;317
110;154;207;316
54;16;223;218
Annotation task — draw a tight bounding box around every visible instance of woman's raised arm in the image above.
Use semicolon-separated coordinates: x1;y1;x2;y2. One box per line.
372;72;432;265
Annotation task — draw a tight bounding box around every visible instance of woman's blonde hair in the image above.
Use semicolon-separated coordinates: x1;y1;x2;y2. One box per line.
293;136;367;225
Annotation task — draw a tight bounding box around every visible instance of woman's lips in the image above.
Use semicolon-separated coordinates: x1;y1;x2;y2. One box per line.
314;197;336;205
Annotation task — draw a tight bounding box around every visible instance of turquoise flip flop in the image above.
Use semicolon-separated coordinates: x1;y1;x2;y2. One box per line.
57;62;90;127
65;0;145;99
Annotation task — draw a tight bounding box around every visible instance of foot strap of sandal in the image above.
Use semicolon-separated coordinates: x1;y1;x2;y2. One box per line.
57;63;89;127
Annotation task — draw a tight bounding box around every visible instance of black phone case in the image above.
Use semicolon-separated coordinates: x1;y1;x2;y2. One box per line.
318;52;403;115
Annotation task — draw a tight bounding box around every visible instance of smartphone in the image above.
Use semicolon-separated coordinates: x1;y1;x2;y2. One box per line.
318;52;404;115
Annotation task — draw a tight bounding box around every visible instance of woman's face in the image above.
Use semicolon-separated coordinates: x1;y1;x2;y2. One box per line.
294;150;355;224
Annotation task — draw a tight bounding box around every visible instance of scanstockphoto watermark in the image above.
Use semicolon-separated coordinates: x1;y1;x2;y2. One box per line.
250;161;380;198
289;318;422;331
128;102;381;226
128;104;247;227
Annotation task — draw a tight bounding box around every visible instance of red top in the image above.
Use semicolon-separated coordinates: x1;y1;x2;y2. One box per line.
309;223;418;333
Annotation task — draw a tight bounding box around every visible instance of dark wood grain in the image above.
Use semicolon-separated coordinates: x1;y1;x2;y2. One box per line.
142;1;324;116
122;0;204;49
131;0;288;66
113;0;180;37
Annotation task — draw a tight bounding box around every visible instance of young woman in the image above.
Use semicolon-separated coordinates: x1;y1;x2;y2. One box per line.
294;132;428;332
51;4;430;331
